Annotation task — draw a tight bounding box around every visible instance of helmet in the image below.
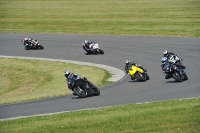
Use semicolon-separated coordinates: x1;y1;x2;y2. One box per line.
163;50;168;56
125;60;130;65
161;57;167;64
64;70;71;78
84;40;89;44
24;37;28;40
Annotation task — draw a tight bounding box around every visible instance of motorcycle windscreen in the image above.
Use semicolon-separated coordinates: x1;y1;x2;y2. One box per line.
129;65;144;76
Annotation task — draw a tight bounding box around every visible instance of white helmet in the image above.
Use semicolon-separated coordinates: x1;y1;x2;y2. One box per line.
84;40;89;44
161;57;168;64
163;50;168;55
125;60;130;65
64;70;71;78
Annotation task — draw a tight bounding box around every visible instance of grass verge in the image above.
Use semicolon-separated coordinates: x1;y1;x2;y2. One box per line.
0;0;199;37
1;97;199;133
0;58;113;105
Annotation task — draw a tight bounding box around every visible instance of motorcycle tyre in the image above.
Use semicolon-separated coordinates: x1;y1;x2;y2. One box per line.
25;45;29;50
73;86;87;98
92;87;100;96
183;73;188;81
99;49;104;54
146;73;150;80
172;71;183;82
135;72;146;82
39;45;44;49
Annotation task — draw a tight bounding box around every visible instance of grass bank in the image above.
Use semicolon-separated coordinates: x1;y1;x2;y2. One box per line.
1;97;200;133
0;58;112;105
0;0;199;37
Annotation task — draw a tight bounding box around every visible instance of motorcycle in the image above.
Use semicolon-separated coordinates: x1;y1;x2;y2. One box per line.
21;39;44;50
67;74;100;98
125;64;149;82
162;62;188;82
82;42;104;55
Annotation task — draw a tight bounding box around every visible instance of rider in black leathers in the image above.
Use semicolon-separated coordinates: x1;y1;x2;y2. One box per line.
64;70;89;95
23;37;33;46
162;50;185;79
84;40;93;49
161;57;173;79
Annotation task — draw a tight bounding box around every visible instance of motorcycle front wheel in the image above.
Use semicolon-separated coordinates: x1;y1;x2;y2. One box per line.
98;49;104;54
39;45;44;49
92;87;100;96
73;86;87;98
25;45;29;50
172;71;183;82
135;72;147;82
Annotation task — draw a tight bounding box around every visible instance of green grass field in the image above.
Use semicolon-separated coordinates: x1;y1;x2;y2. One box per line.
1;98;200;133
0;0;199;37
0;58;112;104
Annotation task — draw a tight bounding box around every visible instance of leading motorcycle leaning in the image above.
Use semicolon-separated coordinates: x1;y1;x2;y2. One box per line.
21;37;44;50
65;70;100;98
82;40;104;55
125;60;150;82
161;57;188;82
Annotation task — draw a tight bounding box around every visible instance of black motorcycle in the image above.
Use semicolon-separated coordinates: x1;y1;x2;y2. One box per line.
21;39;44;50
162;62;188;82
67;74;100;98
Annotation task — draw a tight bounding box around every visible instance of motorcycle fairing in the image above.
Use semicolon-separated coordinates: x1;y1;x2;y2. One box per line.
128;65;144;77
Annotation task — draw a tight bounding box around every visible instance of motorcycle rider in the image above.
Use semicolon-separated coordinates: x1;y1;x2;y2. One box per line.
161;57;173;79
163;50;183;63
84;40;97;54
84;40;93;49
125;60;147;80
64;70;89;95
23;37;33;46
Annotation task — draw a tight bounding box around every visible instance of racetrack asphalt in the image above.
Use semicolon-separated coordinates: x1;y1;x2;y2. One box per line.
0;33;200;120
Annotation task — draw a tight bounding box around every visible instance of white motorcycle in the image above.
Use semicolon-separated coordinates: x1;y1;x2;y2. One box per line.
82;42;104;55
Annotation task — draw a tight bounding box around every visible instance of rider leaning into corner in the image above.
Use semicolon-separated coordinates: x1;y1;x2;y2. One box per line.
84;40;93;49
23;37;38;46
161;50;185;79
83;40;97;53
124;60;147;80
64;70;89;95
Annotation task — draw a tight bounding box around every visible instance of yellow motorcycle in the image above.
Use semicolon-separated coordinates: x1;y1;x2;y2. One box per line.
125;64;149;82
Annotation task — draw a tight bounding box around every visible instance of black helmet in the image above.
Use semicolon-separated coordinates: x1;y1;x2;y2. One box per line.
125;60;130;65
64;70;71;78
